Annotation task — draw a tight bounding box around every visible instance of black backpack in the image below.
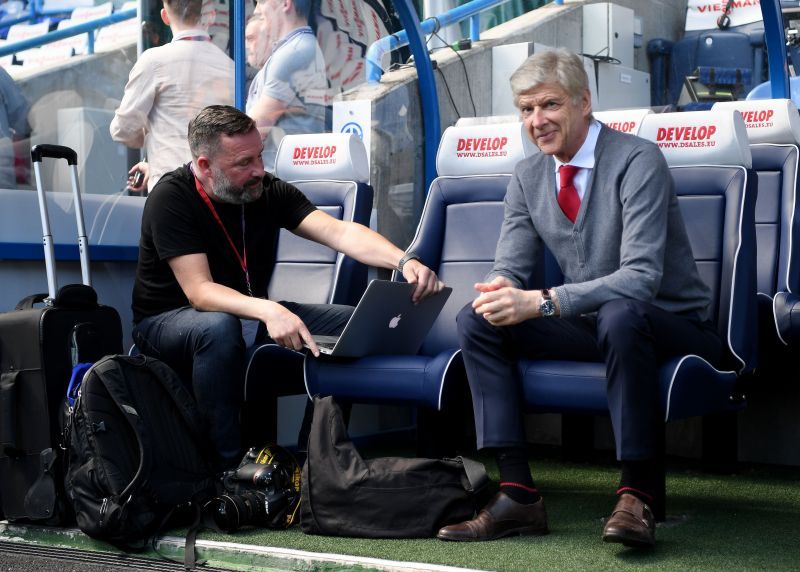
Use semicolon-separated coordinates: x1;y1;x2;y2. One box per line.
63;354;217;550
301;396;490;538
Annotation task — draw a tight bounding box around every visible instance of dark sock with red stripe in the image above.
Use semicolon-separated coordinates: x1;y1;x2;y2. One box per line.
495;447;540;504
619;460;657;505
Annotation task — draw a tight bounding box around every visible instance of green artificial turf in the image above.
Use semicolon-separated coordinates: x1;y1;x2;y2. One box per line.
193;451;800;571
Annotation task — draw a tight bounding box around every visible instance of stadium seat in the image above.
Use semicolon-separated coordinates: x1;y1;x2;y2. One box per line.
518;109;757;518
241;133;374;447
713;100;800;354
51;3;113;56
592;108;652;136
650;30;763;108
94;1;137;52
6;20;50;64
303;121;536;451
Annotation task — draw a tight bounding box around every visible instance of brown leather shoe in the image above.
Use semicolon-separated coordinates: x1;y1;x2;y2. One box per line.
436;492;549;541
602;493;656;548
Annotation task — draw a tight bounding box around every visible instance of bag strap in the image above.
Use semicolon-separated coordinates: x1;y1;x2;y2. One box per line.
149;499;215;571
458;456;490;493
15;293;47;310
89;357;154;502
136;355;211;444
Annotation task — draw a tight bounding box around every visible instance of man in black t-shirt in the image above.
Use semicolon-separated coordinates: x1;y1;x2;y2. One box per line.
132;105;443;467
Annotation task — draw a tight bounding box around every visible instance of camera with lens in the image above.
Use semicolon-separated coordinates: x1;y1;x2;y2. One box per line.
208;445;301;533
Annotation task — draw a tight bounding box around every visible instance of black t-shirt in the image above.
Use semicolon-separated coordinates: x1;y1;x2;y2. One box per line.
132;164;316;323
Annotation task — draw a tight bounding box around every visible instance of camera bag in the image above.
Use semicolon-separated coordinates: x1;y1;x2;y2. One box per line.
63;354;216;551
301;395;490;538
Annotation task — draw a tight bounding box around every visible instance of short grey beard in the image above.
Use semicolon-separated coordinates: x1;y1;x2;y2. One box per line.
210;167;263;204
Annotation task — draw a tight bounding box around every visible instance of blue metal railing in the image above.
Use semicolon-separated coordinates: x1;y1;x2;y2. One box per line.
0;8;136;57
366;0;513;84
0;0;85;30
393;0;439;191
761;0;789;98
363;0;567;191
233;0;246;111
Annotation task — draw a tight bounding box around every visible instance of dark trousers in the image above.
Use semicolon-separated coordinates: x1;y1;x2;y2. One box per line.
456;298;723;460
132;302;353;467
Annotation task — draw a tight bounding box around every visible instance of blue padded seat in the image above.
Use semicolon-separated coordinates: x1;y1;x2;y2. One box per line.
713;99;800;352
242;133;374;445
517;110;757;427
304;121;537;410
304;179;508;410
265;133;374;307
266;180;372;307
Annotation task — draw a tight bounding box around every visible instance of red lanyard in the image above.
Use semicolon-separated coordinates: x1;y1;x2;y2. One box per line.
193;175;253;296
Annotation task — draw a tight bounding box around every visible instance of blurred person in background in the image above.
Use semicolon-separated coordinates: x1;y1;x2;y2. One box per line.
246;0;328;172
0;65;30;189
110;0;234;194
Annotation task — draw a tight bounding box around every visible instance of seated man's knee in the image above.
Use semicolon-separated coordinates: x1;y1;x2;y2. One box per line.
596;299;649;348
457;302;486;338
196;312;245;350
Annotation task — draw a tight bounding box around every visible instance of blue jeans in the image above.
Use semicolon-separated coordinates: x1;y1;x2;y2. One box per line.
132;302;353;467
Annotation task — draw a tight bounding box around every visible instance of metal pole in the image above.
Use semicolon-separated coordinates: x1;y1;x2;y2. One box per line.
394;0;440;192
233;0;246;111
761;0;789;99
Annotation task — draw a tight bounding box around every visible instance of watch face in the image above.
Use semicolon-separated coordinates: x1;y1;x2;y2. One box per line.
540;299;556;317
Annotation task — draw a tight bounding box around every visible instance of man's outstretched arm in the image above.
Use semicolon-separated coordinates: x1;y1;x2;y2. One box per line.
293;210;444;302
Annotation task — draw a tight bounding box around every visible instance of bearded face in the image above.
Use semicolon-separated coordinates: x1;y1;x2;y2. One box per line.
209;164;264;204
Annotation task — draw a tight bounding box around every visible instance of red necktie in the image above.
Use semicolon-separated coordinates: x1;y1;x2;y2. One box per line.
558;165;581;223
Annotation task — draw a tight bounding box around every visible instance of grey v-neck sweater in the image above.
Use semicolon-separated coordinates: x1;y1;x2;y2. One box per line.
488;125;712;321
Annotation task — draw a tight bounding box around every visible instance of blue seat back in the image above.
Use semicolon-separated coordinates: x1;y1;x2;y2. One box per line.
403;121;538;356
751;145;799;296
270;134;373;305
414;178;509;355
671;166;757;354
639;110;758;372
713;99;800;297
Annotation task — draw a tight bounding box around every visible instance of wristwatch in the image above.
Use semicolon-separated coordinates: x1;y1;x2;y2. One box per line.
397;252;421;273
539;288;556;317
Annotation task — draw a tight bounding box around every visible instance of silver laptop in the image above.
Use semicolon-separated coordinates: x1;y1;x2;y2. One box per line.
310;280;452;357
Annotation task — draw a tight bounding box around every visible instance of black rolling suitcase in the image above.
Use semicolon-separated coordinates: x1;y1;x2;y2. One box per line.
0;145;123;523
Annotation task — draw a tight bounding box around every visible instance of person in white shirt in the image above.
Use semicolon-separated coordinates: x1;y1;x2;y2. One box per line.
0;65;29;189
110;0;234;194
246;0;328;172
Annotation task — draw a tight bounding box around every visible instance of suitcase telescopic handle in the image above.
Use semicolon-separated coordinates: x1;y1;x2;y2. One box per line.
30;144;90;303
31;144;78;165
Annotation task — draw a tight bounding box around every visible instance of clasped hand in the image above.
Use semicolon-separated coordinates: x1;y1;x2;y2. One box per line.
473;276;538;326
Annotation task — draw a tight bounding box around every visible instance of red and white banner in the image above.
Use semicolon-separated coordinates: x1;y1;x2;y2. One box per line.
685;0;762;32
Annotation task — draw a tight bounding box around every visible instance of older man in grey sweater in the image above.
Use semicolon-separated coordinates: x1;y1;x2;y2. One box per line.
437;49;723;548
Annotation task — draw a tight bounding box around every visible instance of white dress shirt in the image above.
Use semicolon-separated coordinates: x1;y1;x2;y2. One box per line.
552;119;601;200
110;29;234;192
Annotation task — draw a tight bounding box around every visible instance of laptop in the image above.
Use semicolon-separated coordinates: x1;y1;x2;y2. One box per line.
309;280;452;357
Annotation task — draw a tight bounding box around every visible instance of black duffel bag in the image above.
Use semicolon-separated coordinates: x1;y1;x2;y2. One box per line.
301;395;489;538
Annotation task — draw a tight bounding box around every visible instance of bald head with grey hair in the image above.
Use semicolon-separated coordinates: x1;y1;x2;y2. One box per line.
510;48;592;119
